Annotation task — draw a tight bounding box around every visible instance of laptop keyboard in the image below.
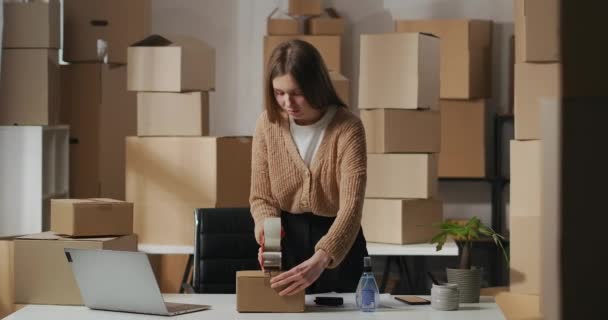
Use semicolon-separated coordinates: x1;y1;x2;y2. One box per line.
165;302;202;313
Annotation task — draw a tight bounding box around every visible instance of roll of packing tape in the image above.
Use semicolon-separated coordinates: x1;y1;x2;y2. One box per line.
263;218;281;252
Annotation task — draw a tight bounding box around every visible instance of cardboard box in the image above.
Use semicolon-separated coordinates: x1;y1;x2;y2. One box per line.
61;64;136;200
361;109;440;153
510;140;541;217
264;35;341;72
2;0;60;49
510;216;541;296
236;271;305;312
0;49;60;125
267;8;301;35
514;0;559;62
495;292;542;320
438;99;487;178
362;199;442;244
309;8;345;35
137;92;210;136
63;0;150;64
50;199;133;237
0;238;16;319
14;232;137;305
514;63;560;140
358;33;439;110
395;19;492;99
288;0;322;16
126;136;252;246
330;71;350;106
128;35;215;92
366;154;438;199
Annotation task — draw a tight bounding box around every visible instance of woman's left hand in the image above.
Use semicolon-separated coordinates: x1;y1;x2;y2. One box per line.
270;249;331;296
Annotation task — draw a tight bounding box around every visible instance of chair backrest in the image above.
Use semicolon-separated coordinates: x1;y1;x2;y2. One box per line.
193;208;259;293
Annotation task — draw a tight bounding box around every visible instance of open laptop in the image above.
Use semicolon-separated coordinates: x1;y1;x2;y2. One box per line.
65;248;209;316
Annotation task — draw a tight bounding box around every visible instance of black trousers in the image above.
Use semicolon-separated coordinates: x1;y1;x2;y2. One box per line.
281;211;368;294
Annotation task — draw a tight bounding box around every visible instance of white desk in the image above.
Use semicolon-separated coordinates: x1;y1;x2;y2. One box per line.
138;242;459;294
5;293;505;320
367;241;458;256
137;241;459;256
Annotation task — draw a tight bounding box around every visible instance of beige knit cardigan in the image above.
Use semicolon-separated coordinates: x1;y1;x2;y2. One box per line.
250;107;367;268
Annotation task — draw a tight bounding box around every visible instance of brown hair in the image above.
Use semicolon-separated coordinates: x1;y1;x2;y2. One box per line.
265;39;346;123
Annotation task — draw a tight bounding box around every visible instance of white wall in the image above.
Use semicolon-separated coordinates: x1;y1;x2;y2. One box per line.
151;0;514;227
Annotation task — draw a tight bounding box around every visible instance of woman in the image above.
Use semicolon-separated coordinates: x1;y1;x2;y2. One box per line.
250;39;367;296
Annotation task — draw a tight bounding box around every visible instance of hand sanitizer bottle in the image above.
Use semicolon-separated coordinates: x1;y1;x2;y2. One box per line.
355;256;380;312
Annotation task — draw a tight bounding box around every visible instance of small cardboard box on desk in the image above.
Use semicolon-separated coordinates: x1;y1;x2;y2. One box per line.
236;271;305;312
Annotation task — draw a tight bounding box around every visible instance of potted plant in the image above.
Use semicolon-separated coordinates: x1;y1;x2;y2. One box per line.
431;216;508;303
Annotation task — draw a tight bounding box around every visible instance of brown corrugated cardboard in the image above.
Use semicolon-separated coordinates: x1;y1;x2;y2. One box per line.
61;64;136;200
366;154;438;199
264;35;341;72
2;0;60;49
510;216;541;295
495;292;542;320
514;0;559;62
309;8;345;35
358;33;439;110
510;140;541;217
288;0;322;16
0;49;60;125
395;19;492;99
361;199;442;244
0;238;16;319
148;254;190;293
267;8;301;35
14;232;137;305
361;109;440;153
236;271;305;312
63;0;150;64
329;71;349;106
514;63;560;140
50;199;133;237
438;99;487;178
137;92;210;136
126;136;252;246
127;35;215;92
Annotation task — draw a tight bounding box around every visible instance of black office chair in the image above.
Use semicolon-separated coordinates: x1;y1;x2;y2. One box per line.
192;208;260;293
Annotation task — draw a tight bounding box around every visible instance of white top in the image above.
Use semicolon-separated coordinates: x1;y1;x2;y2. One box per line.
289;106;337;167
6;294;504;320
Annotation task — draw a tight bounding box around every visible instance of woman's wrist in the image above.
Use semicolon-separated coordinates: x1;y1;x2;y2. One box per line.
314;249;331;268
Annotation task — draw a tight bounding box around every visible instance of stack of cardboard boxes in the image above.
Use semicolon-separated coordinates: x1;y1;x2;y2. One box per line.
0;0;68;237
498;0;560;318
0;0;60;126
395;19;493;178
125;35;253;248
264;0;349;106
357;32;443;245
60;0;151;200
0;1;62;317
10;199;137;309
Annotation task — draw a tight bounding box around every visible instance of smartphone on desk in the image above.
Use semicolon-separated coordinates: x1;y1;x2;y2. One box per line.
394;295;431;305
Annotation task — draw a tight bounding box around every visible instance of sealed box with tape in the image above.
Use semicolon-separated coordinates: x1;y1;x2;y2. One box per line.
236;271;305;313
